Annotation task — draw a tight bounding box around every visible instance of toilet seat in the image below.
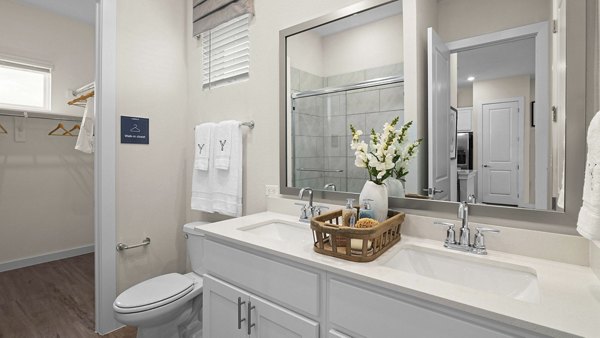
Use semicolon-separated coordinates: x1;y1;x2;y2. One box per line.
114;273;194;314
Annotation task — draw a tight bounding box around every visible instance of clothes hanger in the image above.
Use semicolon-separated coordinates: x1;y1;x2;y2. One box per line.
64;124;80;136
49;122;73;136
67;90;95;106
0;122;7;134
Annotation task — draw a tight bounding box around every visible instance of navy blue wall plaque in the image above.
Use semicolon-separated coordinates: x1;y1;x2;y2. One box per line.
121;116;149;144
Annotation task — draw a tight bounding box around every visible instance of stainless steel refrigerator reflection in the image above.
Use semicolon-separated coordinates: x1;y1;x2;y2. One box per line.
456;132;473;170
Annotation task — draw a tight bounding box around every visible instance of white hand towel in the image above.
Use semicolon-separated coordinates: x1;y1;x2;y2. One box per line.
194;123;213;171
214;120;238;170
191;122;216;212
577;111;600;240
212;120;243;217
75;98;94;154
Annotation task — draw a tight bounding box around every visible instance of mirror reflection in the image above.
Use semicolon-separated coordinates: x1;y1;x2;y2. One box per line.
287;1;406;193
427;0;562;211
285;0;568;212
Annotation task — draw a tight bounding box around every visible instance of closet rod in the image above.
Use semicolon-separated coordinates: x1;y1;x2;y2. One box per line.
0;112;80;122
72;82;95;96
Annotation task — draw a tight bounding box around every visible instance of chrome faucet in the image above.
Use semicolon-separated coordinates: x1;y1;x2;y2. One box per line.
434;201;500;255
458;201;470;248
298;187;314;222
297;187;328;222
299;187;313;207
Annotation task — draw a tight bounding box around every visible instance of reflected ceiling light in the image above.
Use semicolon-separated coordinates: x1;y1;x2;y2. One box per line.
467;76;475;82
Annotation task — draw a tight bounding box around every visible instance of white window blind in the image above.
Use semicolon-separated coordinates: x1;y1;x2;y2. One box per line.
0;59;51;112
201;14;250;89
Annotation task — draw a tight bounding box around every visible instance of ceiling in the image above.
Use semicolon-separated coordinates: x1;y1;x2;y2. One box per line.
15;0;95;26
457;38;536;87
313;1;402;37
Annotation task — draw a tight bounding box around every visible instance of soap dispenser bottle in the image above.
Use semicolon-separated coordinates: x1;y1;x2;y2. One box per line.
342;198;357;227
359;199;375;219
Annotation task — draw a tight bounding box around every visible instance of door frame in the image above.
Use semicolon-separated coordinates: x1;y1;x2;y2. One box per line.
95;0;120;334
446;21;550;210
477;97;525;207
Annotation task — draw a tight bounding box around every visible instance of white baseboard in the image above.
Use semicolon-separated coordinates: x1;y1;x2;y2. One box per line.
0;244;95;273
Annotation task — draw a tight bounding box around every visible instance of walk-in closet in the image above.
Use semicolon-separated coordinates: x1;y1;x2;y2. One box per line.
0;0;109;336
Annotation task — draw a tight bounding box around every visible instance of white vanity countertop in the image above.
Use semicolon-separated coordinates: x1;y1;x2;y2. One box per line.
195;211;600;337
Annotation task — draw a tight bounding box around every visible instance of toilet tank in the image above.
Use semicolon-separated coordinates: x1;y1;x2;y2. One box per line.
183;222;210;275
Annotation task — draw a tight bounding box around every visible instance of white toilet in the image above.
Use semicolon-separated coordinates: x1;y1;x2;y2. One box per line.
113;222;209;338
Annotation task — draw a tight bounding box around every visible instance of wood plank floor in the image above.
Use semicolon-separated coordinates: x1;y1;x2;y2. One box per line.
0;253;136;338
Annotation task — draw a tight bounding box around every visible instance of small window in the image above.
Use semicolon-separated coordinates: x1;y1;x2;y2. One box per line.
0;59;51;112
201;14;250;89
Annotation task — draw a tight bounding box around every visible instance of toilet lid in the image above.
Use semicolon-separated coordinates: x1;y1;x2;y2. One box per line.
114;273;194;312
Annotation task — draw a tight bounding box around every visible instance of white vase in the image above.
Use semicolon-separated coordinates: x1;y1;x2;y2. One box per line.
359;181;388;222
384;177;405;198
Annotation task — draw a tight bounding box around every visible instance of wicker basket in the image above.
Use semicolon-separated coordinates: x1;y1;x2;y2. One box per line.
310;208;405;262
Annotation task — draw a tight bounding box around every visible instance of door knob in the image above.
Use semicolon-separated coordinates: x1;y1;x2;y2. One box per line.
483;164;490;168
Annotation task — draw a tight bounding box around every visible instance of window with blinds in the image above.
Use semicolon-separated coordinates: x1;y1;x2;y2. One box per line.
0;59;51;111
201;14;250;89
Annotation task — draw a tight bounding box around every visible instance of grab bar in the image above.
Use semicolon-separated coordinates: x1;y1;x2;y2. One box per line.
297;168;343;173
116;237;151;251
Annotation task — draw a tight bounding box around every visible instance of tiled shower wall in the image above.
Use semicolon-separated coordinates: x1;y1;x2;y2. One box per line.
292;64;404;193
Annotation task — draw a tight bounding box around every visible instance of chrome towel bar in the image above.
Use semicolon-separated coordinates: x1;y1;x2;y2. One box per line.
296;168;343;173
116;237;151;252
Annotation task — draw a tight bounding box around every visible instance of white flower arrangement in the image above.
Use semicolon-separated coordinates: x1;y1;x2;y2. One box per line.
350;117;422;185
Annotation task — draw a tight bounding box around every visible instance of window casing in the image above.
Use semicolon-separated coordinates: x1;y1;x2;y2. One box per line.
0;59;51;112
201;14;250;89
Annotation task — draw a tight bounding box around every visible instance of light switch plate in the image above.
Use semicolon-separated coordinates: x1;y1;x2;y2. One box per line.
265;185;279;196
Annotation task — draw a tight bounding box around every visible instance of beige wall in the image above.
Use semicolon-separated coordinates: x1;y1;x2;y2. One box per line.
186;0;362;224
322;14;403;77
437;0;552;43
472;75;534;203
288;30;323;76
288;14;403;78
116;0;189;292
457;86;473;107
0;0;95;117
0;1;94;265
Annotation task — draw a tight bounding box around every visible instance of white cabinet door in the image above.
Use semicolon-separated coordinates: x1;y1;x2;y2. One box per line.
203;275;249;338
457;107;472;131
249;295;319;338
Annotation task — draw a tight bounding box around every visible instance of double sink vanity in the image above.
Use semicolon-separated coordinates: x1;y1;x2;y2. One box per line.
194;0;599;336
196;197;600;338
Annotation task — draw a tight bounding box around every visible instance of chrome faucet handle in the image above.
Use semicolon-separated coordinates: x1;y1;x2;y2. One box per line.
313;205;329;216
472;227;500;255
294;202;310;222
434;221;457;247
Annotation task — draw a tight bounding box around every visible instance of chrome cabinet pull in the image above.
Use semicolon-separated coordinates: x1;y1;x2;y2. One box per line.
247;301;256;335
237;297;246;329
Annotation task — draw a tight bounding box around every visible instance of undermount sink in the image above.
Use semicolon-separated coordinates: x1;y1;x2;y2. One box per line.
238;220;312;244
382;246;540;303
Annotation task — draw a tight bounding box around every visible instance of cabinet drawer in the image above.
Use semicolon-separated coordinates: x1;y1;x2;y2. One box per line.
205;240;320;316
328;278;535;338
